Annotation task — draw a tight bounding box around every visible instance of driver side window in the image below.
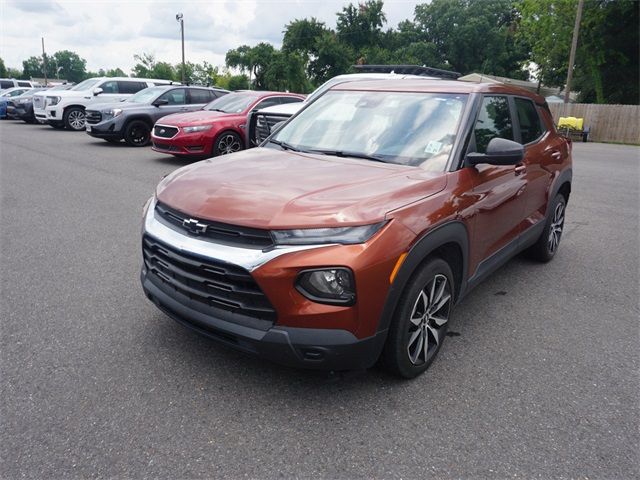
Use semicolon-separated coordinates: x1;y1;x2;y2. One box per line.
100;81;119;94
158;89;186;105
473;96;513;153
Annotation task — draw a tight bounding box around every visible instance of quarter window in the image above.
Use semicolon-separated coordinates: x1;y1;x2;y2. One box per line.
0;81;14;89
473;96;514;153
515;98;545;144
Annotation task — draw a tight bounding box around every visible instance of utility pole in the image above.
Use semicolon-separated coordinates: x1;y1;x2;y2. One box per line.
176;13;185;84
564;0;584;104
41;37;48;86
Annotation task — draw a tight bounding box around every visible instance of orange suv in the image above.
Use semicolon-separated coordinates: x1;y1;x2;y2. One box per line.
141;78;572;378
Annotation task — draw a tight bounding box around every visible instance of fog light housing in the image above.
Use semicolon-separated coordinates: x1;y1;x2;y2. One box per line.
296;268;355;306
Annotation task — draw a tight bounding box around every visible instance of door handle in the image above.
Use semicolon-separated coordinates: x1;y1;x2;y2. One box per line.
514;164;527;176
551;150;562;161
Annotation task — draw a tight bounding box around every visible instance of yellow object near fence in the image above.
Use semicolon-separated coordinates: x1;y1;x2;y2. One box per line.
558;116;584;131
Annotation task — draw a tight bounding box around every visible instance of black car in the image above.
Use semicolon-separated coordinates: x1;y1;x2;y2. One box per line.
85;85;228;146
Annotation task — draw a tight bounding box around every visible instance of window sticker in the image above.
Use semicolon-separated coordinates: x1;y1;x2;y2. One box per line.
424;140;443;154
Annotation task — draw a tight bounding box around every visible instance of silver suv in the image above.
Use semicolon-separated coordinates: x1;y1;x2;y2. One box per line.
85;85;228;146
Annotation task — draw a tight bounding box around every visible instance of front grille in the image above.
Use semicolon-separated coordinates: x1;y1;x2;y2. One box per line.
155;202;274;249
143;235;277;322
154;125;178;138
33;97;43;109
251;113;291;145
152;141;179;152
85;110;102;124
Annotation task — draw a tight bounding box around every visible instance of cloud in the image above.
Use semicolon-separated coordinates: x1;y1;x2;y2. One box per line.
0;0;422;73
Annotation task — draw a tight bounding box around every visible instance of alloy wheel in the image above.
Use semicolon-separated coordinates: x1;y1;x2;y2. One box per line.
68;110;85;130
217;134;242;155
548;202;565;254
407;274;452;365
130;125;149;145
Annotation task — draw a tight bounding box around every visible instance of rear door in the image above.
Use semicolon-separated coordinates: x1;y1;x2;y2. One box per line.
467;95;529;267
512;96;554;229
186;88;214;111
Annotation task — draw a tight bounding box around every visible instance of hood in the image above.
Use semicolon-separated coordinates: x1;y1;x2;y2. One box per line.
45;89;88;99
158;110;235;125
156;147;447;229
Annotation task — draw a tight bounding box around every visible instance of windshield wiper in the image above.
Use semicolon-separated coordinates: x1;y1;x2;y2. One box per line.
308;149;388;163
209;108;226;112
269;139;302;152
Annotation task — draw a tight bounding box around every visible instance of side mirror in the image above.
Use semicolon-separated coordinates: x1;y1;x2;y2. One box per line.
92;87;103;96
466;138;524;166
152;98;169;107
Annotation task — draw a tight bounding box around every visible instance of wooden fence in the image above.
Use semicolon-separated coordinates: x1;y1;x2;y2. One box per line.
548;103;640;144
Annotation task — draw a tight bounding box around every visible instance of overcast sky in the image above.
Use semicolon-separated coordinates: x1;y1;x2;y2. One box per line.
1;0;423;73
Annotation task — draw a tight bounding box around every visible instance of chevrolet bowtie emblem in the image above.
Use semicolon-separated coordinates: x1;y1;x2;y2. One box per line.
182;218;208;235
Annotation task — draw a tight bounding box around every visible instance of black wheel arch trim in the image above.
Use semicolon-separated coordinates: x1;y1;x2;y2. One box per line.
548;168;572;213
376;221;470;334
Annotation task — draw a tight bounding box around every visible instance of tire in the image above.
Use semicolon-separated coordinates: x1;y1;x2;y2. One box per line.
526;193;567;262
124;120;151;147
213;131;243;156
380;257;455;379
63;106;86;131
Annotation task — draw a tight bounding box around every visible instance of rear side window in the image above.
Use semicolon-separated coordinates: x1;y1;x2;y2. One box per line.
473;96;514;153
0;81;14;89
280;96;303;105
515;98;545;144
100;81;119;93
188;89;215;104
17;81;31;87
254;97;281;110
118;81;147;94
158;88;186;105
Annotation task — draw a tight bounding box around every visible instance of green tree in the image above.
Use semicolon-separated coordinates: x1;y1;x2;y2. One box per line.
519;0;639;104
414;0;529;78
7;67;22;79
336;0;387;54
227;74;249;90
309;32;353;84
0;58;7;77
51;50;87;82
131;53;156;78
226;43;278;89
22;55;54;80
105;67;126;77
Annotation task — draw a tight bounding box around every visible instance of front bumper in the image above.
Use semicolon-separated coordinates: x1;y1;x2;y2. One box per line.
86;115;125;139
151;129;212;156
139;197;411;371
142;267;386;370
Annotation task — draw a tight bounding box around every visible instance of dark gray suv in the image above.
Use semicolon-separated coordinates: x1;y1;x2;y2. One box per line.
85;85;229;146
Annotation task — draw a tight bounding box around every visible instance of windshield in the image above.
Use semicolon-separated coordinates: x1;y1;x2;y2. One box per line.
204;92;259;113
128;86;166;104
271;90;467;171
71;79;100;91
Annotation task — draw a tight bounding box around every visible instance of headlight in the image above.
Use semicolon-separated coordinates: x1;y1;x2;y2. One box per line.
47;96;61;106
182;125;212;133
18;98;31;104
296;268;356;305
271;222;385;245
108;108;123;118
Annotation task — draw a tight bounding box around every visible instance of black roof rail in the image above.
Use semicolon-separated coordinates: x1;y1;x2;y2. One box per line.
351;64;461;80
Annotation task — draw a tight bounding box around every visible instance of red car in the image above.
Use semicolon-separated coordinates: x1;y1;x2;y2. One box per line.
151;91;305;157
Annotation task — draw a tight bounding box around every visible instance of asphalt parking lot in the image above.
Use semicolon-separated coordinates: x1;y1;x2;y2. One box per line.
1;120;638;479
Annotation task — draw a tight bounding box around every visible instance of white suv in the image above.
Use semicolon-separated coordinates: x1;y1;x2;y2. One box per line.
33;77;177;130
